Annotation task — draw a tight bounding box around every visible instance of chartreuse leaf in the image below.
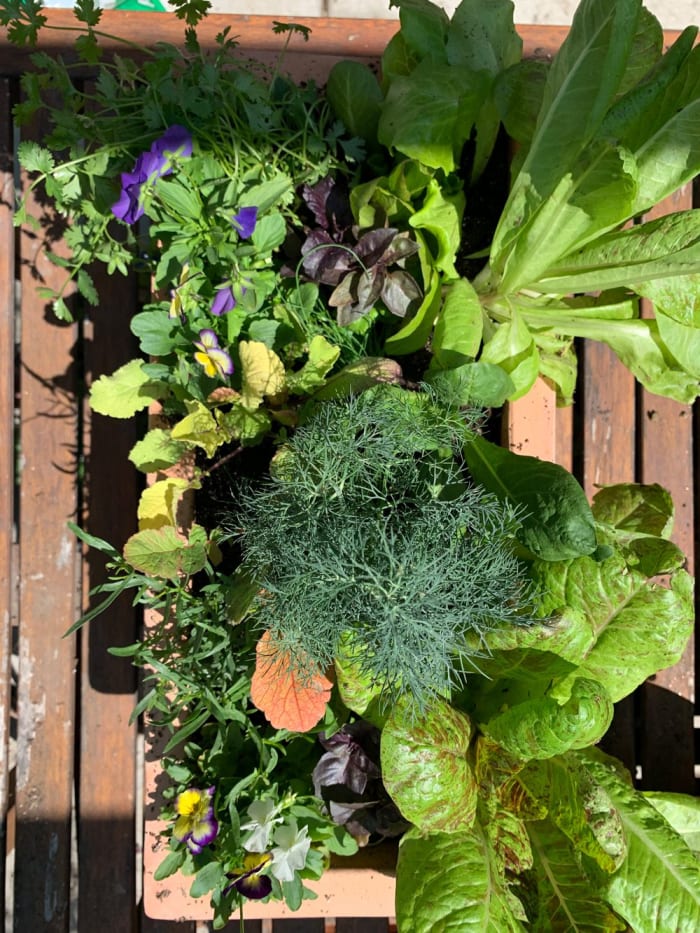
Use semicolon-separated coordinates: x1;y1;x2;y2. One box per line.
654;308;700;380
409;178;464;277
582;749;700;930
481;677;613;761
478;310;540;399
431;277;483;368
285;335;340;395
533;551;694;702
124;523;209;580
171;401;226;459
527;818;627;932
396;826;527;932
463;435;597;560
383;268;441;356
219;404;271;445
129;428;189;473
89;358;165;418
644;792;700;858
381;698;477;833
239;340;286;408
518;755;626;872
137;477;192;531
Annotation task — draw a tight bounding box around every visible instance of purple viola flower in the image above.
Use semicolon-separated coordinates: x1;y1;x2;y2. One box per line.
225;852;273;900
112;124;193;225
211;285;237;317
173;786;218;855
194;329;234;379
231;206;258;239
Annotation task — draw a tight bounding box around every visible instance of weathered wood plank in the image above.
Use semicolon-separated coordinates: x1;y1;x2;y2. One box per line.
77;261;141;930
336;919;390;932
0;75;17;929
13;102;80;931
0;11;680;75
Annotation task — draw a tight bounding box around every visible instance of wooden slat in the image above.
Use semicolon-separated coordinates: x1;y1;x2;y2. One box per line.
336;919;390;932
77;261;141;930
0;11;681;76
637;187;696;793
13;102;79;930
0;75;17;928
271;921;324;933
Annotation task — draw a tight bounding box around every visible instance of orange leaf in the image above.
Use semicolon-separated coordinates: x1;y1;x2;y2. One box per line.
250;631;333;732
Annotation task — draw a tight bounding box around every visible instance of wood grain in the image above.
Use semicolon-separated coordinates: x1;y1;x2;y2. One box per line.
0;75;17;930
14;95;79;931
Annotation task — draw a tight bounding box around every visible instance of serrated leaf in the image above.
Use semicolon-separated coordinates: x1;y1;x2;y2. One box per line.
89;358;164;418
123;524;208;580
189;859;225;898
17;139;55;174
239;340;285;408
250;630;332;732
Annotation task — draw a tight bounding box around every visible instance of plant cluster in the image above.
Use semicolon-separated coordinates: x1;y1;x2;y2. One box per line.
4;0;700;928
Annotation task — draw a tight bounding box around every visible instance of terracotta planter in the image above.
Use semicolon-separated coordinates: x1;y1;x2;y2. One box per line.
132;11;694;924
133;12;573;922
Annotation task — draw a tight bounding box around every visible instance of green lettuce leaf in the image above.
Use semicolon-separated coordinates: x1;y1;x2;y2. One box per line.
534;548;694;702
527;818;627;931
519;755;626;872
381;698;477;832
481;677;613;761
463;435;597;560
582;749;700;930
644;792;700;859
396;827;527;932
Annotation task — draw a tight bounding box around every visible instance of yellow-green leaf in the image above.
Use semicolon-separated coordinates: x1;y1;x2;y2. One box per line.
239;340;286;408
137;477;191;530
171;402;225;458
89;358;163;418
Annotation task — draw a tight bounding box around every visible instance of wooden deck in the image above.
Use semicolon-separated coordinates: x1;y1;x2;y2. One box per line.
0;11;696;932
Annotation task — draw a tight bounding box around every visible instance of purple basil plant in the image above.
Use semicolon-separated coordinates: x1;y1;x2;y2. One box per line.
297;177;423;325
312;721;410;845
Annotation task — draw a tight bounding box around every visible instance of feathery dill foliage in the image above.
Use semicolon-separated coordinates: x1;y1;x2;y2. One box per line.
234;386;534;709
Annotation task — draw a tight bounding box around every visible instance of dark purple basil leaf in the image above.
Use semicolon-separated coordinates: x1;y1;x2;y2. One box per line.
331;268;384;325
301;231;354;285
302;177;335;229
354;227;399;266
380;269;423;318
302;177;353;234
380;231;421;265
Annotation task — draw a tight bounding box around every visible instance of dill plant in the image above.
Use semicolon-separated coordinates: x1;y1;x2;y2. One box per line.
233;386;535;708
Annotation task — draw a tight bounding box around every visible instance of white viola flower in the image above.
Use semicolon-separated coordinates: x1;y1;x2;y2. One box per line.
240;798;283;853
270;820;311;883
